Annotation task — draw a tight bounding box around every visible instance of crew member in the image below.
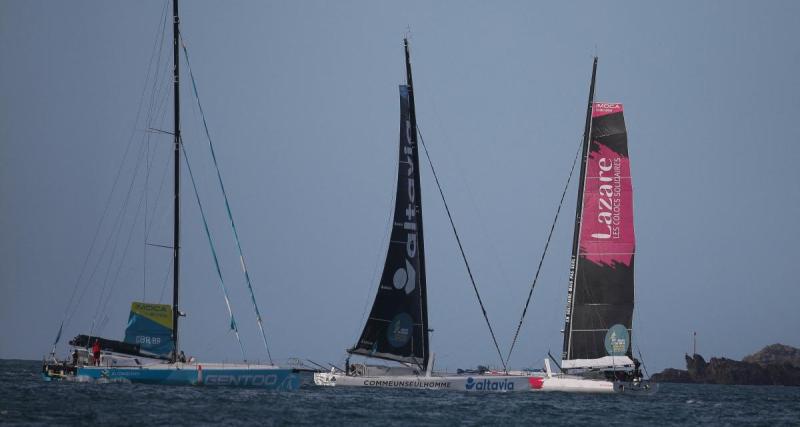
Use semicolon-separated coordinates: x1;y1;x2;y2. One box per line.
92;339;101;366
633;358;642;380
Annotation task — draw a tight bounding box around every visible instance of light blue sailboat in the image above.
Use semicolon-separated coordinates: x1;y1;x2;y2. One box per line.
42;0;302;390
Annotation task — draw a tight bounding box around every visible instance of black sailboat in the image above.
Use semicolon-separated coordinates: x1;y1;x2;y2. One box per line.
348;42;430;370
313;39;534;391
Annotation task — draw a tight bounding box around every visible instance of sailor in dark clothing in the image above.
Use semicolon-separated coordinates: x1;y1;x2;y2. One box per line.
72;349;79;366
179;351;187;363
633;358;642;381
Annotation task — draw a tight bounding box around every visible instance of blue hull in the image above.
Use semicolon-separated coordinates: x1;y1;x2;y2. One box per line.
75;365;301;390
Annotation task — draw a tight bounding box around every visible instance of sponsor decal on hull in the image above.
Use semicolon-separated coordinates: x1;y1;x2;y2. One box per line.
362;379;451;389
204;374;278;387
464;377;515;391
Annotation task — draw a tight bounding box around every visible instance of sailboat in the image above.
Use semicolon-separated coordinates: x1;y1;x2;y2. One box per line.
313;39;534;392
315;53;655;393
41;0;301;390
502;56;655;393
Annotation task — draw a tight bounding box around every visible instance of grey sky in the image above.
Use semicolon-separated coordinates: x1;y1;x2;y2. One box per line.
1;1;798;374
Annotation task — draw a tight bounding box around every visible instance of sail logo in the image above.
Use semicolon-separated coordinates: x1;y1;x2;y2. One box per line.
594;103;621;111
591;157;623;240
134;335;162;345
403;117;418;263
393;260;416;294
387;313;413;348
464;377;515;391
392;112;419;295
604;324;630;356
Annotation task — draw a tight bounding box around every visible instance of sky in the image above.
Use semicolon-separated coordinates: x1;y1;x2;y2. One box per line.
1;0;799;374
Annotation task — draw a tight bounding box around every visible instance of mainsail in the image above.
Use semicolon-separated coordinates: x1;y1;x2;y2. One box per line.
562;73;635;370
349;76;429;368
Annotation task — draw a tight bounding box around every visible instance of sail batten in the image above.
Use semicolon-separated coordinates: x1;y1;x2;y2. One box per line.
562;95;635;370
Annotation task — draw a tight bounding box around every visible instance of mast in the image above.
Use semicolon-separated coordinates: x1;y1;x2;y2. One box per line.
403;38;429;370
562;57;597;361
170;0;181;362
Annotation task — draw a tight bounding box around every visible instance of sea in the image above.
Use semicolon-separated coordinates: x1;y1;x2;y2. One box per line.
2;360;798;426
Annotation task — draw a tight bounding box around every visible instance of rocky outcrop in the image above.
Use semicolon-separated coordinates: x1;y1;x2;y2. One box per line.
649;368;694;383
650;344;800;386
742;344;800;368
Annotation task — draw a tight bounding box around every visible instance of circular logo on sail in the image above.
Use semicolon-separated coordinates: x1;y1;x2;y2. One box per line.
604;324;630;356
387;313;413;348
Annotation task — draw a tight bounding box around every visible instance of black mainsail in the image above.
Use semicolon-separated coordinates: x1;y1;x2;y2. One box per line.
349;40;429;369
562;58;636;371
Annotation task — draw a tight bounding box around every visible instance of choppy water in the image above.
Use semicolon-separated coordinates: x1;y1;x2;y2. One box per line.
2;360;799;426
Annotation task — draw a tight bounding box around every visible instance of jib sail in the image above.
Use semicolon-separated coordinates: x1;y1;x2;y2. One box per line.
562;60;636;371
349;42;429;368
123;302;175;358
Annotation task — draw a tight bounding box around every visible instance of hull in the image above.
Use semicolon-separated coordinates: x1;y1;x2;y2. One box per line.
313;371;626;393
44;362;301;390
314;371;528;392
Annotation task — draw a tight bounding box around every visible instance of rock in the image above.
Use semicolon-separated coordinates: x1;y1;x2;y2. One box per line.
649;344;800;386
742;344;800;368
685;353;707;380
704;357;772;385
650;368;694;383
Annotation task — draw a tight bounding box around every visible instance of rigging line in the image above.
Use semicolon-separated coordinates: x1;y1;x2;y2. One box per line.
426;94;515;320
157;256;174;304
52;46;160;354
633;302;649;375
67;140;148;332
353;140;398;345
145;146;173;242
90;144;149;337
142;0;170;302
51;3;171;353
635;345;650;378
416;126;507;372
181;38;273;364
51;141;134;349
181;138;247;362
96;177;149;332
144;142;148;301
505;137;583;367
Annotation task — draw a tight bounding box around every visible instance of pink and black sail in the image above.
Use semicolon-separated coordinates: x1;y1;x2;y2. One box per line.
349;40;429;369
562;58;635;370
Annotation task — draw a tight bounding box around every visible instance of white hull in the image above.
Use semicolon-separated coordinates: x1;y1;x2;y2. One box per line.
313;371;622;393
